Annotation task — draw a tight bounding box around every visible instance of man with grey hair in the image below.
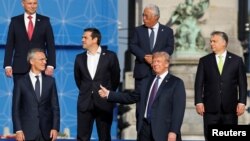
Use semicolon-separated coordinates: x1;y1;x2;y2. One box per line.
12;48;60;141
129;3;174;128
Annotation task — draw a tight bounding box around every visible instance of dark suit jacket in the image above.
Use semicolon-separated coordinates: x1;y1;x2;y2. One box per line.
108;73;186;141
12;73;60;140
195;52;247;113
129;24;174;79
3;14;56;74
74;48;120;112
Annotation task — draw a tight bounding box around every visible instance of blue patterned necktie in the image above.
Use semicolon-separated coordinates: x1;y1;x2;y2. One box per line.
146;76;160;120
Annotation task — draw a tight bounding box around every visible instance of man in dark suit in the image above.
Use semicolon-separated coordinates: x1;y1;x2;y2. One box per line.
129;4;174;123
99;51;186;141
12;48;60;141
74;28;120;141
129;3;174;92
4;0;56;85
195;31;247;140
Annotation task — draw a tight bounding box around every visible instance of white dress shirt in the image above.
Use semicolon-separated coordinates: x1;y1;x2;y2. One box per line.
87;46;101;79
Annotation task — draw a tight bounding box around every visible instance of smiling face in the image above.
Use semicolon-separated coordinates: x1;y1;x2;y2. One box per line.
30;51;47;74
22;0;38;15
151;53;169;75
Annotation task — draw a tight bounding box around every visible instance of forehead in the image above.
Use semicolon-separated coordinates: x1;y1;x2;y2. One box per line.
211;35;223;41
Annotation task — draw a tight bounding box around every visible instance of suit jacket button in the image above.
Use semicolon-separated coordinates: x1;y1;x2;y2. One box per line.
92;91;94;94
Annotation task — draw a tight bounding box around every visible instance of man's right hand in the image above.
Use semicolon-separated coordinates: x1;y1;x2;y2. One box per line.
98;85;110;99
16;131;25;141
144;54;153;65
5;67;13;77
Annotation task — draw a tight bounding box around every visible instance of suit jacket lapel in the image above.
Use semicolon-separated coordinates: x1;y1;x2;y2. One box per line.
222;52;232;75
18;14;30;41
24;74;39;102
143;76;155;109
154;74;171;100
94;50;105;80
142;26;151;51
153;24;163;51
82;52;92;79
31;14;41;41
210;53;221;75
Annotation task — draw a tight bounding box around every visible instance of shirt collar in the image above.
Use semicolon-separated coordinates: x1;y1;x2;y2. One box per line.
24;12;36;19
157;70;168;79
216;50;227;58
29;71;41;78
87;46;102;55
151;22;159;29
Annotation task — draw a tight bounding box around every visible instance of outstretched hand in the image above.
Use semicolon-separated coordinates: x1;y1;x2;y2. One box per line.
98;85;109;99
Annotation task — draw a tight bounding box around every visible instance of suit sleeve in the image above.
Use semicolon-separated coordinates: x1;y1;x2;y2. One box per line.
12;80;22;132
129;28;147;62
170;79;186;134
237;57;247;104
74;55;81;89
162;27;174;55
194;58;204;105
3;19;15;68
108;91;140;104
51;78;60;131
45;17;56;68
110;53;120;91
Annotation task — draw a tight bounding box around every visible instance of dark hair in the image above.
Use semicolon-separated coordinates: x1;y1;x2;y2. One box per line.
211;31;228;45
84;28;101;45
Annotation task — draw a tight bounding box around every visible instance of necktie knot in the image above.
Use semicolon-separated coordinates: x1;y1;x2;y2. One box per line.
28;15;33;20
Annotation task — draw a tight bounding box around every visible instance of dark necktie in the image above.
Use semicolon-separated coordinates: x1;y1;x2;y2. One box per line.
149;28;154;50
35;76;40;100
27;15;34;40
146;76;160;121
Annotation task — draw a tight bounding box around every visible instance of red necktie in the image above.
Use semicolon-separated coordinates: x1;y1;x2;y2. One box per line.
27;15;34;40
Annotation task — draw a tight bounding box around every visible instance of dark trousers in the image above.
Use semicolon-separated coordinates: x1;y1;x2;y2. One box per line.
77;107;113;141
203;111;238;141
26;129;50;141
137;119;154;141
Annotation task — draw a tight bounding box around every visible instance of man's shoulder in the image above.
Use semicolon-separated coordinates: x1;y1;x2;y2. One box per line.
11;14;24;20
159;23;173;31
36;14;50;20
102;48;118;56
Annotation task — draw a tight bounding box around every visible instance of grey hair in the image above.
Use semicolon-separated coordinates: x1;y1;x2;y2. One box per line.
144;4;160;17
27;48;45;62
